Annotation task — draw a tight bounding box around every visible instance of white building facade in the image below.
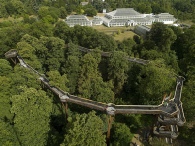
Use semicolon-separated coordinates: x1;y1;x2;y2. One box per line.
134;25;151;37
92;16;103;25
102;8;177;27
65;15;92;27
102;8;155;27
65;9;177;28
154;13;177;24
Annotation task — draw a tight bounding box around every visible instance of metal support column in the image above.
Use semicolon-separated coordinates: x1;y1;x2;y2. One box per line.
62;102;68;121
106;115;114;146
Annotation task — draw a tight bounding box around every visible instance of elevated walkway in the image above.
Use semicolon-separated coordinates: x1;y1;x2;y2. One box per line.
5;49;186;143
76;45;149;65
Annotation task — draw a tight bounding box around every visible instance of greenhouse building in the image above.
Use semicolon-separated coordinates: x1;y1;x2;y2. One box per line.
65;15;92;27
101;8;177;27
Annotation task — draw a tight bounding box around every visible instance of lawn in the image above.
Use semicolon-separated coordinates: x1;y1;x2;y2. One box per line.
114;30;136;41
0;16;137;42
0;16;23;23
92;25;136;41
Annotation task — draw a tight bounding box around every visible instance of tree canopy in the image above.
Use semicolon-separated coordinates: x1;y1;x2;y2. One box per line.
0;1;195;145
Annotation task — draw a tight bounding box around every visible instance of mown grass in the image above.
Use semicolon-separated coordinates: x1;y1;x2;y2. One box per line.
0;16;23;23
113;30;136;41
92;25;136;41
0;16;137;41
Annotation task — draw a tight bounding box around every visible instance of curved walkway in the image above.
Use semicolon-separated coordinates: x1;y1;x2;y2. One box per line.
5;49;186;143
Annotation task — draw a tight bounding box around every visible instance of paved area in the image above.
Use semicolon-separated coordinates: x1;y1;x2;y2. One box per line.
131;134;143;146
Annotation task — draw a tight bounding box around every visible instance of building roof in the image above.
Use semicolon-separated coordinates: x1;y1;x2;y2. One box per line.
80;2;89;6
65;15;92;25
101;16;111;23
109;17;154;23
155;13;175;18
136;25;151;32
66;15;89;20
92;17;103;22
106;8;142;16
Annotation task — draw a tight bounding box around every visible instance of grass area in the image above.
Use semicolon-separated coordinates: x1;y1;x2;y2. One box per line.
0;16;23;23
0;15;137;41
93;25;136;41
177;19;194;26
114;30;136;41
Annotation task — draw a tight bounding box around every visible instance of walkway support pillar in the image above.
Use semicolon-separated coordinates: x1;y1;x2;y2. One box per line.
62;102;68;121
106;115;114;146
10;57;17;65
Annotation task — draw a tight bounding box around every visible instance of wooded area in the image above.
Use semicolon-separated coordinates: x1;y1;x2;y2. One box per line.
0;0;195;146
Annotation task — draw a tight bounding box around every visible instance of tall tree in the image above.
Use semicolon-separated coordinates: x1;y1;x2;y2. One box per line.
108;51;129;94
137;59;175;104
78;53;100;98
61;43;81;93
29;21;53;38
16;41;42;71
111;123;133;146
182;73;195;122
61;111;106;146
117;38;136;56
0;76;13;121
47;70;69;92
78;53;114;102
148;22;176;52
39;36;66;71
54;21;72;43
0;120;20;146
10;87;52;146
0;59;12;76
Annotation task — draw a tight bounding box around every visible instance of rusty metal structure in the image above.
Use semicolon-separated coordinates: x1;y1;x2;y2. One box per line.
5;49;185;144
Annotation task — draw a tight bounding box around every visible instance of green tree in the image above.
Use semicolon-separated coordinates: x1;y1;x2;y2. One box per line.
63;55;80;93
172;25;195;72
39;36;65;71
10;87;52;146
9;65;41;92
29;21;53;38
84;8;97;17
117;38;136;56
47;70;69;92
90;76;114;103
78;53;100;98
38;6;50;19
61;43;81;93
108;51;129;94
61;111;106;146
16;41;42;71
92;0;110;13
0;2;8;18
179;125;195;145
138;60;175;104
38;6;59;24
78;53;114;102
182;74;195;122
72;25;117;52
111;123;133;146
59;7;67;19
0;76;13;120
0;59;12;76
0;23;28;56
0;120;20;146
75;5;84;14
5;0;25;16
136;2;152;13
53;21;72;43
148;22;176;52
